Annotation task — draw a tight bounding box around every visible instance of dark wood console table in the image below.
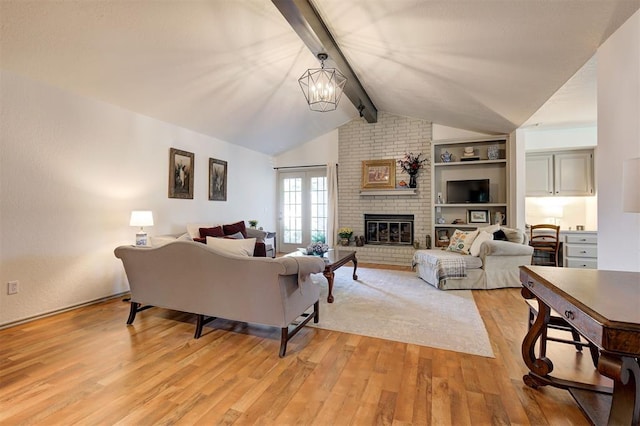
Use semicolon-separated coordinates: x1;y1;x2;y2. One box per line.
519;266;640;425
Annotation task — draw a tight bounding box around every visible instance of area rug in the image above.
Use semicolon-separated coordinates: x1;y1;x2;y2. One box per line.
308;267;495;358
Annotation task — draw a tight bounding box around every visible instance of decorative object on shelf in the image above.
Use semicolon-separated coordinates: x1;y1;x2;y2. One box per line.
437;217;446;224
487;145;500;160
452;218;465;224
398;180;407;187
248;220;258;228
397;152;428;188
355;235;365;246
130;210;154;246
436;229;450;247
208;158;227;201
306;242;329;256
298;53;347;112
338;227;353;246
362;159;396;189
413;241;420;249
494;211;506;225
169;148;194;199
463;147;475;157
425;234;432;249
468;209;489;223
440;151;453;163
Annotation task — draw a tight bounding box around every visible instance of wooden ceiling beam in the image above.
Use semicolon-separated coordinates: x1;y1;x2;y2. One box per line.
272;0;378;123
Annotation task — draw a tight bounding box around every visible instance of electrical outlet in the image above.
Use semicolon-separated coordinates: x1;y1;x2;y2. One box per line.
8;281;19;295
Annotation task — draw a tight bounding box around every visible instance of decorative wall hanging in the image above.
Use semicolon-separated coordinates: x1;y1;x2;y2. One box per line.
168;148;194;199
209;158;227;201
361;159;396;189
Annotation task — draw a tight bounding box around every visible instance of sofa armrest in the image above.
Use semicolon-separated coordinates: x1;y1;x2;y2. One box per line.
480;240;534;257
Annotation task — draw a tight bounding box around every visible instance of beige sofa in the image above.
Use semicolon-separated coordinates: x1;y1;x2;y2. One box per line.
413;227;534;290
114;240;326;357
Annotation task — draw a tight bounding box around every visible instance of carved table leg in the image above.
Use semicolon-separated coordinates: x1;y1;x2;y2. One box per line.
598;353;640;425
521;287;554;388
324;270;335;303
352;257;358;280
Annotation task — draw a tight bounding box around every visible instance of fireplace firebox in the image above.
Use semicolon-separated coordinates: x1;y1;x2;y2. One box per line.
364;214;414;245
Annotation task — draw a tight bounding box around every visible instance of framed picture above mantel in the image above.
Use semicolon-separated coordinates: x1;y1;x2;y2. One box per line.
361;159;396;189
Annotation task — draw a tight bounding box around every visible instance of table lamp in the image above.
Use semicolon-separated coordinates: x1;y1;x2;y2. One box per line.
623;158;640;213
129;210;154;246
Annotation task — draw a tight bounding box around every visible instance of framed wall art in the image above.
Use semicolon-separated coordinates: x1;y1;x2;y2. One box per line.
361;159;396;189
209;158;227;201
468;209;489;223
168;148;194;199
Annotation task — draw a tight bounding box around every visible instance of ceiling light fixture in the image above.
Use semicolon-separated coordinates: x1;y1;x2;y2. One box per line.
298;53;347;112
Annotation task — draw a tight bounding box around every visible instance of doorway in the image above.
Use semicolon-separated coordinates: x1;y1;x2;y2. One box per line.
277;167;327;254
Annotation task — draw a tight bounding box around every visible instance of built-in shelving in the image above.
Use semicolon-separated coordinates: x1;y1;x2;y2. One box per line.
430;135;510;243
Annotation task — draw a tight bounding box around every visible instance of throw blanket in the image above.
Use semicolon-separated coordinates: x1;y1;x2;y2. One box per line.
413;250;467;281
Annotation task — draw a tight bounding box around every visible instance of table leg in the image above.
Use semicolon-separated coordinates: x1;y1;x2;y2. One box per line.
352;257;358;280
598;353;640;425
324;270;335;303
521;287;554;388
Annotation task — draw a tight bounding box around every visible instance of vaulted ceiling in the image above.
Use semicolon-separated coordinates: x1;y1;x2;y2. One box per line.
1;1;638;155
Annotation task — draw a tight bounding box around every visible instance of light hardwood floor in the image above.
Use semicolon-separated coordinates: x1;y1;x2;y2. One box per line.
0;264;605;425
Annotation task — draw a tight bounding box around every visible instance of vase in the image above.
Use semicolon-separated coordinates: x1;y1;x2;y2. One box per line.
340;238;349;246
409;174;417;188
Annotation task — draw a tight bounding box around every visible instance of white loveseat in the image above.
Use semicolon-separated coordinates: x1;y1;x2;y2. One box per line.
114;240;325;357
413;226;534;290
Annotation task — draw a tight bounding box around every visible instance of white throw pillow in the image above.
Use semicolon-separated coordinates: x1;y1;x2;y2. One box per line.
469;231;493;257
206;236;256;256
186;223;215;239
447;229;479;254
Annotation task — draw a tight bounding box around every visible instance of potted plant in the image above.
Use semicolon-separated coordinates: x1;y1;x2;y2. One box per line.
248;220;258;228
397;152;428;188
338;227;353;246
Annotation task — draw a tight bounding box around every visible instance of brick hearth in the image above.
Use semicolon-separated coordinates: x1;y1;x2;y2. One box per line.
338;112;433;266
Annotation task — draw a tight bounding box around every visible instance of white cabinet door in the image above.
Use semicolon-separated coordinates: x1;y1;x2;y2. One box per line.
526;154;554;196
554;151;594;196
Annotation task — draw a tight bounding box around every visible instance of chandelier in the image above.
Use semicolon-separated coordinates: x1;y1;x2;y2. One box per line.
298;53;347;112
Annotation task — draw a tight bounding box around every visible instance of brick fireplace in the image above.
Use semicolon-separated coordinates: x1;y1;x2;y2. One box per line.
337;112;433;265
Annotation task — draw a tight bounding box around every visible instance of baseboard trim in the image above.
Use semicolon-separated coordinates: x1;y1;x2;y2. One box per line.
0;292;131;330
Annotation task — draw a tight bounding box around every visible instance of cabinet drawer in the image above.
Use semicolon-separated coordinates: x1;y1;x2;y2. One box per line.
565;234;597;245
565;245;597;258
521;273;602;345
566;258;598;269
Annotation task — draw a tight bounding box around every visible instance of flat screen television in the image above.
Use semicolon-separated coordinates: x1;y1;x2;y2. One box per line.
446;179;490;203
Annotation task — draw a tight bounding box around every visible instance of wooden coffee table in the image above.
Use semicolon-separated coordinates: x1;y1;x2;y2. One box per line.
287;249;358;303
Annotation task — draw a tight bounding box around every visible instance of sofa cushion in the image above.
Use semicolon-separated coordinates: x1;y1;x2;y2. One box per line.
206;236;256;256
200;226;225;238
463;254;484;269
493;229;509;241
477;224;501;234
469;231;493;257
447;229;479;255
224;231;244;239
223;221;248;238
501;227;525;244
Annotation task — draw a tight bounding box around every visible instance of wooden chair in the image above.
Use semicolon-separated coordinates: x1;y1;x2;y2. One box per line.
530;224;560;267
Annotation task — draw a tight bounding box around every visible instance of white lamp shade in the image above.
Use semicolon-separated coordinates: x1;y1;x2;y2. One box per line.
129;210;154;227
623;158;640;213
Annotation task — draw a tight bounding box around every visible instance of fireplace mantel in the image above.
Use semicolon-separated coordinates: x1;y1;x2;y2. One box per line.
359;189;417;196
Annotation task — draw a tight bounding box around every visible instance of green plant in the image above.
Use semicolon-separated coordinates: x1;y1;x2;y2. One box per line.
311;232;326;243
248;220;258;228
338;227;353;239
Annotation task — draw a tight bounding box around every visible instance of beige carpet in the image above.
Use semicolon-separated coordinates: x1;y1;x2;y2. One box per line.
308;266;495;358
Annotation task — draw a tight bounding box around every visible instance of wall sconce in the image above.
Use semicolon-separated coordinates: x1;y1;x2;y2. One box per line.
623;157;639;213
298;53;347;112
129;210;154;246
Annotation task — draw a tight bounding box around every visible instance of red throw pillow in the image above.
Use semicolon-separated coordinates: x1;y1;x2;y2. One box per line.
223;221;247;238
200;226;225;238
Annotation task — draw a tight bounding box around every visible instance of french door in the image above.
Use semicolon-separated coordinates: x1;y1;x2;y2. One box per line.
278;167;328;254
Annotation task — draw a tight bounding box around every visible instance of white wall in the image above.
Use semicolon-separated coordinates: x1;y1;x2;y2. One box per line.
432;124;489;140
273;129;338;167
597;10;640;271
523;125;597;151
0;71;277;325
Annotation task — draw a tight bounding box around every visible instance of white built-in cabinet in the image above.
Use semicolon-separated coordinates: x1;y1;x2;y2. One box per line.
431;136;509;246
526;150;594;197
